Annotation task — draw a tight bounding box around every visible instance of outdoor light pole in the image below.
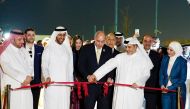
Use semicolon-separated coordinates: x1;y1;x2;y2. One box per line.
154;0;158;37
115;0;118;32
102;25;105;31
94;25;97;35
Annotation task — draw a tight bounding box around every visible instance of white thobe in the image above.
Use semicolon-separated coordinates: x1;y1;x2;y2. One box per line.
185;62;190;109
42;42;73;109
94;51;152;109
0;44;33;109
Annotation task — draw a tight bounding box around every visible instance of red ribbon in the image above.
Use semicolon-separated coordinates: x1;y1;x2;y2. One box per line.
76;83;82;99
103;82;109;96
11;82;54;90
11;81;176;93
113;83;177;92
82;83;88;97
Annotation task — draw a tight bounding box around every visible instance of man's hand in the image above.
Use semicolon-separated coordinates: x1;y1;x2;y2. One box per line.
44;77;51;88
161;85;165;89
131;83;139;89
161;85;168;93
107;77;114;86
22;76;33;86
87;75;96;83
45;77;51;82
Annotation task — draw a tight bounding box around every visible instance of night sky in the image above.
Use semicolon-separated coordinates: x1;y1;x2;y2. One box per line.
0;0;190;41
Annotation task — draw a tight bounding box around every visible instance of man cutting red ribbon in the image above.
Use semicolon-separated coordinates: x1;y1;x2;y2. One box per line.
88;35;154;109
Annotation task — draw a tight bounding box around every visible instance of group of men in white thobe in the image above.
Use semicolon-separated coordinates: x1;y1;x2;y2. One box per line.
0;27;73;109
1;27;154;109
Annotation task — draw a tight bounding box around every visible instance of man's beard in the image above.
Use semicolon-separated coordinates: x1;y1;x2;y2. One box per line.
26;39;34;43
56;39;64;45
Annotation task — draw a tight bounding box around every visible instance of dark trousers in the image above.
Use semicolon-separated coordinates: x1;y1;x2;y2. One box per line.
84;84;113;109
162;93;177;109
157;93;162;109
31;87;41;109
145;92;157;109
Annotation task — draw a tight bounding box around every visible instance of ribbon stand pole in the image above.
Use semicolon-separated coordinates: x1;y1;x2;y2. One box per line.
177;87;181;109
6;85;11;109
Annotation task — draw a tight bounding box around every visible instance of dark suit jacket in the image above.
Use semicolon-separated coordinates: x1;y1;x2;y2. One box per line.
78;43;114;82
72;48;84;81
145;50;161;92
110;48;120;80
112;48;120;57
31;45;44;84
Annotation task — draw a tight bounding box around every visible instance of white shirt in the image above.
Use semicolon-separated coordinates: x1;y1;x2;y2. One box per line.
146;49;151;55
25;43;34;62
167;56;177;87
95;45;102;63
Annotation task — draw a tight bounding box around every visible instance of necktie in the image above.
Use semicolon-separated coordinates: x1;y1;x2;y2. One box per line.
29;48;32;58
96;49;101;63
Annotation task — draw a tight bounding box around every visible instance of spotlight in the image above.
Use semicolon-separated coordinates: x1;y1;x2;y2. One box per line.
187;0;190;5
4;33;10;39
